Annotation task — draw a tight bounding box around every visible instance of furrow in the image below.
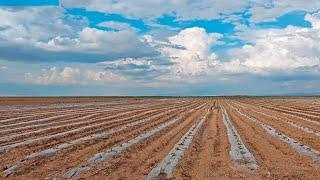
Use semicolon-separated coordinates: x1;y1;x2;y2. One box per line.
1;108;183;177
0;103;178;143
0;102;198;153
219;106;258;172
0;99;176;123
0;113;101;144
252;109;320;137
0;103;182;135
147;106;210;179
0;102;161;125
0;113;98;135
230;104;320;170
265;106;320;122
0;108;161;152
235;101;320;126
62;105;205;178
84;103;208;179
231;101;320;136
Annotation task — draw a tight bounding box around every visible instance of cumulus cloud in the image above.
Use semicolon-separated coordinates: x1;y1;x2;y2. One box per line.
132;27;222;77
249;1;320;23
24;66;127;85
99;27;222;79
224;11;320;75
305;11;320;30
86;70;127;82
1;2;320;91
159;27;222;76
0;7;85;44
0;8;155;63
38;27;153;55
101;57;171;79
24;67;80;85
62;0;320;24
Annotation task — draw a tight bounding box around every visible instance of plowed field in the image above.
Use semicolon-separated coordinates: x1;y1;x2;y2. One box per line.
0;97;319;179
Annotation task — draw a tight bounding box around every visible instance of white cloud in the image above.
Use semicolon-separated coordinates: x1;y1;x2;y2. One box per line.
60;67;80;84
224;11;320;75
86;70;127;82
249;1;320;23
24;67;80;85
62;0;320;24
101;57;171;79
0;7;86;44
62;0;248;21
305;11;320;30
0;8;154;62
24;66;127;85
99;27;222;78
98;21;138;32
38;27;151;55
157;27;222;76
2;3;320;89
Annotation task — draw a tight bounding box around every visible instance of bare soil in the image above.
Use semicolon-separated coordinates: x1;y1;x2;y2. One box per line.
0;97;319;179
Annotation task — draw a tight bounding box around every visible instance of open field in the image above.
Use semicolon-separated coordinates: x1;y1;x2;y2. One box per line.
0;97;319;179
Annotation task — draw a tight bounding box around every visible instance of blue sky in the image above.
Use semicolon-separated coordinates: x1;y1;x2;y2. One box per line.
0;0;59;6
0;0;319;96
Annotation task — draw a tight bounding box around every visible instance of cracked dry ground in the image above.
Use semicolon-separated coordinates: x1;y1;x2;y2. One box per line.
0;97;319;179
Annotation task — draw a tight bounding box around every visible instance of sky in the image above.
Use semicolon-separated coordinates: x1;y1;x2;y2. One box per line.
0;0;320;96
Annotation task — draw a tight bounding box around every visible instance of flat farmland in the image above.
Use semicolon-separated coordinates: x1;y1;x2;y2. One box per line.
0;97;319;179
